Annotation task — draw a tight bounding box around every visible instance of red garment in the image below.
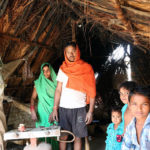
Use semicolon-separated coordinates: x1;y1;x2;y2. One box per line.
60;45;96;104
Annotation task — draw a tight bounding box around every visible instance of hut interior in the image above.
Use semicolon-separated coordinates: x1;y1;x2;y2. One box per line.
0;0;150;149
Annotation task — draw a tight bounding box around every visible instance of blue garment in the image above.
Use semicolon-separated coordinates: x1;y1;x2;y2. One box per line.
121;104;128;124
120;104;128;131
121;113;150;150
105;122;124;150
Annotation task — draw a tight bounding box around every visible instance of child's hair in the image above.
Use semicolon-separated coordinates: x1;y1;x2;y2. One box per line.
111;105;122;114
129;86;150;102
119;81;137;91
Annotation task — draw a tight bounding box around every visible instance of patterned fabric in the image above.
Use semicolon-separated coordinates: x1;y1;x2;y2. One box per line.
105;122;124;150
121;113;150;150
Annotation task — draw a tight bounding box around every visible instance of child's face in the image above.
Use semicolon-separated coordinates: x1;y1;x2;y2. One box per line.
130;94;150;120
111;111;122;125
119;87;129;104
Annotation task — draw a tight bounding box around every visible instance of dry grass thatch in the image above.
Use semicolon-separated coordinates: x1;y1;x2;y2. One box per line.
0;0;149;102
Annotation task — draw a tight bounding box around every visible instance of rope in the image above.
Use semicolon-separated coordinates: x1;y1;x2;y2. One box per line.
59;130;75;143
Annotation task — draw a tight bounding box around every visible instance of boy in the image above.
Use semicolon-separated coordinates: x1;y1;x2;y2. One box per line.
121;86;150;149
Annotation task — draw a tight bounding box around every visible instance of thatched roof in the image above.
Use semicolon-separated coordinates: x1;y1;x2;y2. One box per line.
0;0;150;102
71;0;150;52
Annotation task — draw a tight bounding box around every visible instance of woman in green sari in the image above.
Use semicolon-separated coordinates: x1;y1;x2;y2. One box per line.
30;62;58;150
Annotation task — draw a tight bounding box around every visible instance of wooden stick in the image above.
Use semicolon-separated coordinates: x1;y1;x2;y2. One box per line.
0;0;9;17
73;0;114;15
85;137;90;150
31;5;50;41
121;5;150;18
63;0;84;18
71;20;76;42
4;96;31;114
113;0;139;45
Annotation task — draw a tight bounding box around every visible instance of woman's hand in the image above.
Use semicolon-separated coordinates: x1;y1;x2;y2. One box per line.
31;110;37;121
30;88;37;121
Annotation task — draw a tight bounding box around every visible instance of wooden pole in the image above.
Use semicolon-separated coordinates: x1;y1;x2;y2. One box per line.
113;0;139;45
71;20;76;42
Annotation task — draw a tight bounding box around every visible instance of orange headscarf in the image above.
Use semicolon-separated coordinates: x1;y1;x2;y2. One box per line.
60;45;96;104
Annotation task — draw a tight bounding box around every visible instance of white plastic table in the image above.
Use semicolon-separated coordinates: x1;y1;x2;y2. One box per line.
4;126;61;147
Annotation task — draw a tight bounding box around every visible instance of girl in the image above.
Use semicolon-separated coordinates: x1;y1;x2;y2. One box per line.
119;81;137;132
105;106;123;150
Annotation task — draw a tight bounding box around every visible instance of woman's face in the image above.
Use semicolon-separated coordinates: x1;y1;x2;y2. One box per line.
43;66;51;79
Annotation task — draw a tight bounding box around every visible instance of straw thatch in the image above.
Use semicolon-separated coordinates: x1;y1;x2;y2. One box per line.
0;0;149;102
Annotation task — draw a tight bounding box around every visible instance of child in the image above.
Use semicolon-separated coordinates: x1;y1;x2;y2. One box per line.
119;81;137;132
121;86;150;149
105;106;124;150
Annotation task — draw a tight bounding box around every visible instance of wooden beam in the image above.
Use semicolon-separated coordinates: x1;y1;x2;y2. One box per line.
72;0;114;15
71;20;76;42
0;0;9;17
50;18;71;46
4;96;31;114
0;32;54;51
31;5;51;41
113;0;139;45
63;0;84;18
121;5;150;19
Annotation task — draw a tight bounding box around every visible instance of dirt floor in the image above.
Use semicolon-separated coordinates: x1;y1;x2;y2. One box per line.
89;133;106;150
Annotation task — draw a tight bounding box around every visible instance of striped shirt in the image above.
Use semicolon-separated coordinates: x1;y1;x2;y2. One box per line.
121;113;150;150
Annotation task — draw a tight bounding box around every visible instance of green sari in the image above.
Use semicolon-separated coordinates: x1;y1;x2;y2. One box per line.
34;63;58;150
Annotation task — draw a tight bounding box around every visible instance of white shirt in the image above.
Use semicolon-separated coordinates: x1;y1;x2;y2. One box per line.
56;69;86;109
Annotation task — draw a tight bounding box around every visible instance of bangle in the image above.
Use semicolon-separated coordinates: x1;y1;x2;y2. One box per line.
53;105;58;110
30;105;35;111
